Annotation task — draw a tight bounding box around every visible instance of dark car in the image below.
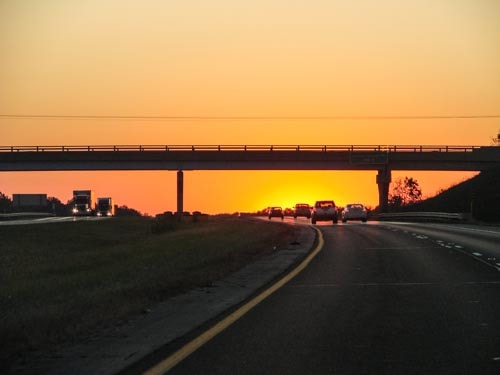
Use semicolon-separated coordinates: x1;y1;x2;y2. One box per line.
293;203;311;219
268;207;284;220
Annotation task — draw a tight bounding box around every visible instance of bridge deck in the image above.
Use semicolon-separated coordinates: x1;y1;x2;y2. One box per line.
1;145;499;172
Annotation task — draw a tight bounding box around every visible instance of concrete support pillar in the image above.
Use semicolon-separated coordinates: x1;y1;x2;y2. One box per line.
177;170;183;221
376;168;391;213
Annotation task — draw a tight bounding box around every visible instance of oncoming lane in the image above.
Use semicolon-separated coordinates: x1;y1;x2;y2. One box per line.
0;216;110;226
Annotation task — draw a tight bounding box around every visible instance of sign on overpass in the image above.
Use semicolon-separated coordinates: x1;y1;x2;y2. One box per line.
350;152;388;165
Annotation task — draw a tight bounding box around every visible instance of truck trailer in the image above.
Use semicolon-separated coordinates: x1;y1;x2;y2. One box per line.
13;194;48;210
96;197;114;217
72;190;96;216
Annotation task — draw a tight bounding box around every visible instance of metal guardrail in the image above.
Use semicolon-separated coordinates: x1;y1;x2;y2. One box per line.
0;145;482;153
378;212;466;222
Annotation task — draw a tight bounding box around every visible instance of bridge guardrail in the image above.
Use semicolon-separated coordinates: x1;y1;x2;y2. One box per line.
378;212;467;222
0;145;481;153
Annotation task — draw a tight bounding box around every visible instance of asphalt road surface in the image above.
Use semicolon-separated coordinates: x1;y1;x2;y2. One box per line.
135;222;500;375
0;216;108;225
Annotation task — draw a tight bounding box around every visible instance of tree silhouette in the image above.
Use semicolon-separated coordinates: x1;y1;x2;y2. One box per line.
115;205;142;217
389;177;422;209
492;129;500;146
47;196;69;215
0;192;12;212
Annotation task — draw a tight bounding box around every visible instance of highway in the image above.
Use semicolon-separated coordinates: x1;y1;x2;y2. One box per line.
132;221;500;375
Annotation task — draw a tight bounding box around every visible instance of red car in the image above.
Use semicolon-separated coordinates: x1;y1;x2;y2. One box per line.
293;203;311;219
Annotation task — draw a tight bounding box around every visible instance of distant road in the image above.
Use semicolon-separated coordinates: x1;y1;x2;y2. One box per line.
136;221;500;374
0;216;108;225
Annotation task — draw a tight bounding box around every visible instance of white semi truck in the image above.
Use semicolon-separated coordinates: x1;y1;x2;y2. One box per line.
72;190;96;216
96;197;115;217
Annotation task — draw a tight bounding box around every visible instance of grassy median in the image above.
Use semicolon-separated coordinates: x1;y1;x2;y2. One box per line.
0;216;297;366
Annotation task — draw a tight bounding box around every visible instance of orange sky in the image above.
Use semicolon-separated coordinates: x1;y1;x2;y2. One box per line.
1;1;499;214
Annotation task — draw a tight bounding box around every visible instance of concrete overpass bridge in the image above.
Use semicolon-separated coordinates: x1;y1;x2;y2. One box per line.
1;145;500;213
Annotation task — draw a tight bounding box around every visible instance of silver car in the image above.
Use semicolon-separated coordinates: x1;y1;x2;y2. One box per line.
311;200;338;224
342;203;368;223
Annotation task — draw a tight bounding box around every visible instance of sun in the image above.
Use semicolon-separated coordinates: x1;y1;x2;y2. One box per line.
248;172;348;212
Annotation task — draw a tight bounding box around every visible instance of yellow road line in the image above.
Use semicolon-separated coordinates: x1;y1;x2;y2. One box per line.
144;227;324;375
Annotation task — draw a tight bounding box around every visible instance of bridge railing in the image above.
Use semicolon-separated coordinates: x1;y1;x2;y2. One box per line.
0;145;482;153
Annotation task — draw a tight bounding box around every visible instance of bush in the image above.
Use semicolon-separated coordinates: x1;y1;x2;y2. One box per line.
192;211;209;223
151;212;178;234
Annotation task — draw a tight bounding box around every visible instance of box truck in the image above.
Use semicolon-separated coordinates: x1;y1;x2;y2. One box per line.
96;197;114;217
13;194;48;209
72;190;95;216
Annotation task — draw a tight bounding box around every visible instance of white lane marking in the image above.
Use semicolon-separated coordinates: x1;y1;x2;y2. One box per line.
452;248;500;272
383;223;500;272
493;357;500;361
383;359;402;363
365;247;436;250
292;281;500;288
292;282;435;287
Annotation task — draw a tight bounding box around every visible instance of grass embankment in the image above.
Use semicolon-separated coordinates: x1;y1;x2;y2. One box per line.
401;168;500;222
0;216;297;366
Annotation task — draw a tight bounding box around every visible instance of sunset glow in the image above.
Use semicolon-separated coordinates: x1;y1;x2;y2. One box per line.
1;1;499;215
